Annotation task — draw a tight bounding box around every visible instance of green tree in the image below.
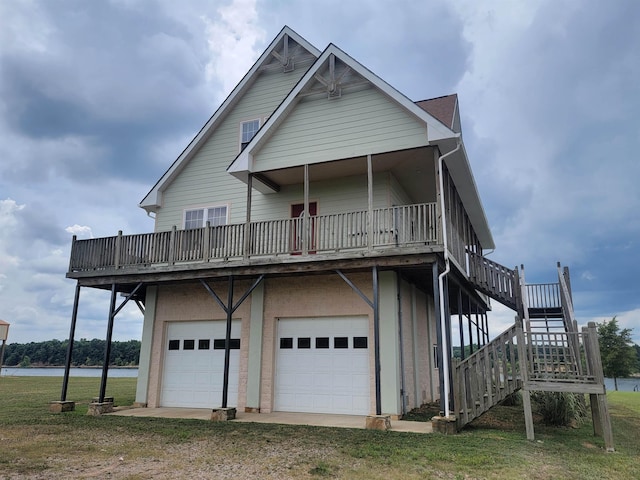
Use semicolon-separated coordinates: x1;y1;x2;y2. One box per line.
597;317;637;391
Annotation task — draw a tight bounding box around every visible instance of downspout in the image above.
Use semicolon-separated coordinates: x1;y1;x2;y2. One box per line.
437;137;461;418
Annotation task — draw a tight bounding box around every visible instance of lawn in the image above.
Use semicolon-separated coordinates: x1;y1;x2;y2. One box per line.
0;376;638;479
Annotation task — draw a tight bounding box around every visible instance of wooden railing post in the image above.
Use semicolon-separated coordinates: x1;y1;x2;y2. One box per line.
68;235;77;272
203;222;211;262
114;230;123;269
168;226;177;265
515;316;535;441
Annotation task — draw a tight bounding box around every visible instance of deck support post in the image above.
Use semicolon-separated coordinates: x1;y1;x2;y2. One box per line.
515;316;535;440
200;275;265;409
61;282;81;402
303;164;309;255
584;322;614;451
99;283;118;403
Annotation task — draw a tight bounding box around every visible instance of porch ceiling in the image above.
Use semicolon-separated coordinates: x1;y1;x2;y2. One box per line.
255;146;436;204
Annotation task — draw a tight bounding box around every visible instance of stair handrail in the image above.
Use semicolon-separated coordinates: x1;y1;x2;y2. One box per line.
453;322;521;429
557;263;584;376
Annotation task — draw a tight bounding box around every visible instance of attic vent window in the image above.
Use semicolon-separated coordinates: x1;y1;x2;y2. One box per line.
240;119;260;151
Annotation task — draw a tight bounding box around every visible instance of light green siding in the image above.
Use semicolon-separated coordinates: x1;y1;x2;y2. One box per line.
154;67;310;231
253;86;429;172
389;173;412;206
250;172;392;221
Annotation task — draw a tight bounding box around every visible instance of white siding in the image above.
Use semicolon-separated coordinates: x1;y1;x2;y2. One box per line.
253;86;429;172
154;67;309;231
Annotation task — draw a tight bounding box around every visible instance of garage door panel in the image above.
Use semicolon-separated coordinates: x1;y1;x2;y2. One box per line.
161;320;240;408
275;316;370;415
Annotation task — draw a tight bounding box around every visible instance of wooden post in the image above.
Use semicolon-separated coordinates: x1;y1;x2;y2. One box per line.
169;226;177;265
515;316;535;441
586;322;614;451
114;230;122;269
203;221;211;262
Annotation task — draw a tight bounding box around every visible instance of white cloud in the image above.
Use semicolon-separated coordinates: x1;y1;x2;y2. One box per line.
65;225;94;239
202;0;266;100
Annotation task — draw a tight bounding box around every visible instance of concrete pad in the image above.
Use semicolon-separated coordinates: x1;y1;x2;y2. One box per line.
49;401;75;413
109;408;432;433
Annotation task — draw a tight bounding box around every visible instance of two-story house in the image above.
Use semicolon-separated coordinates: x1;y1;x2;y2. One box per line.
63;27;612;447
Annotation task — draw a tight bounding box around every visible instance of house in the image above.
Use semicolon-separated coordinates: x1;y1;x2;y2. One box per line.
62;27;612;447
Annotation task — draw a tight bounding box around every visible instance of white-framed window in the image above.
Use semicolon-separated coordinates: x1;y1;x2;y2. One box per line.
240;118;261;151
184;205;229;229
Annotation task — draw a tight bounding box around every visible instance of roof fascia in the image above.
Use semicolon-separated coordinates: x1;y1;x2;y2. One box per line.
228;43;456;176
140;26;321;212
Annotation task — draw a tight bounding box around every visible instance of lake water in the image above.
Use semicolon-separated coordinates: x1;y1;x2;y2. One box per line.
0;367;138;378
1;368;638;391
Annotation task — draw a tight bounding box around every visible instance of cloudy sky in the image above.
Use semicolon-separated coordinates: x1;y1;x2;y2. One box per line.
1;0;639;346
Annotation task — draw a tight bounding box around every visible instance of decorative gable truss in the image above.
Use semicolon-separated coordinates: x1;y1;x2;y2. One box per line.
227;44;457;191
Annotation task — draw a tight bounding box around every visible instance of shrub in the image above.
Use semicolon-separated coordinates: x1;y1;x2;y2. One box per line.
530;391;587;426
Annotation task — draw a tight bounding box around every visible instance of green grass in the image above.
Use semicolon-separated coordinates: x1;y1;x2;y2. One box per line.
1;376;639;479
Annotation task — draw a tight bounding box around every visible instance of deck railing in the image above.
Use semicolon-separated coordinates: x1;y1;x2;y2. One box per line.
69;203;439;273
467;252;519;311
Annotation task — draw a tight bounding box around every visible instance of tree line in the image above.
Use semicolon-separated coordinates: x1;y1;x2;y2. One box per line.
2;339;141;367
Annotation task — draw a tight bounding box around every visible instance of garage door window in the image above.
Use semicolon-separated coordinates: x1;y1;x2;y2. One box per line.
315;337;330;349
353;336;368;349
198;339;210;350
168;340;180;350
183;340;195;350
213;338;241;349
297;337;311;349
334;337;348;349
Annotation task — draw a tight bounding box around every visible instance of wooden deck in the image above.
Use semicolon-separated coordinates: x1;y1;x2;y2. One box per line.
67;203;442;279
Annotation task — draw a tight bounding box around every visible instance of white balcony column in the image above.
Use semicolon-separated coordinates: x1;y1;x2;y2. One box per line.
244;174;253;260
303;164;309;255
367;154;373;251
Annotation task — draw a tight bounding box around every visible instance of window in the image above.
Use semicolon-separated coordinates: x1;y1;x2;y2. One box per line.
183;339;195;350
168;340;180;350
213;338;241;350
184;206;228;229
198;339;210;350
280;337;293;349
297;337;311;349
240;119;260;151
315;337;329;349
353;337;368;349
334;337;348;349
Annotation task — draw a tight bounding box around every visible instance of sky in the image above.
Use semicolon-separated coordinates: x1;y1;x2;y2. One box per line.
1;0;639;346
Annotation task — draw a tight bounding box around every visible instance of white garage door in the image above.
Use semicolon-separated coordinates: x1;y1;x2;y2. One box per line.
161;320;240;408
275;316;370;415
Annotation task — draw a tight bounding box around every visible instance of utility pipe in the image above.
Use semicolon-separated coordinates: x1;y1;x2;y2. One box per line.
437;137;461;417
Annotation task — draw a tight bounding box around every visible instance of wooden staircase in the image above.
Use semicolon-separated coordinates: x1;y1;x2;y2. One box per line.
453;253;613;450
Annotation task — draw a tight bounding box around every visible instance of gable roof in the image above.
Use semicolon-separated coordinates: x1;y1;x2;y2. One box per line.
139;26;321;213
227;43;456;179
416;94;459;131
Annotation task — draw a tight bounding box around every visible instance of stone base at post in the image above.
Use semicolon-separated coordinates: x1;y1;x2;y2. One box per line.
87;402;114;416
49;401;75;413
92;397;114;404
365;415;391;431
431;415;458;434
211;407;236;421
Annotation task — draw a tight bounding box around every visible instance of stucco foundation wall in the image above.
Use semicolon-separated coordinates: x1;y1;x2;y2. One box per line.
146;281;253;408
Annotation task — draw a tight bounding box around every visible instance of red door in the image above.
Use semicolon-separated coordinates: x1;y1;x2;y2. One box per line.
291;202;317;254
